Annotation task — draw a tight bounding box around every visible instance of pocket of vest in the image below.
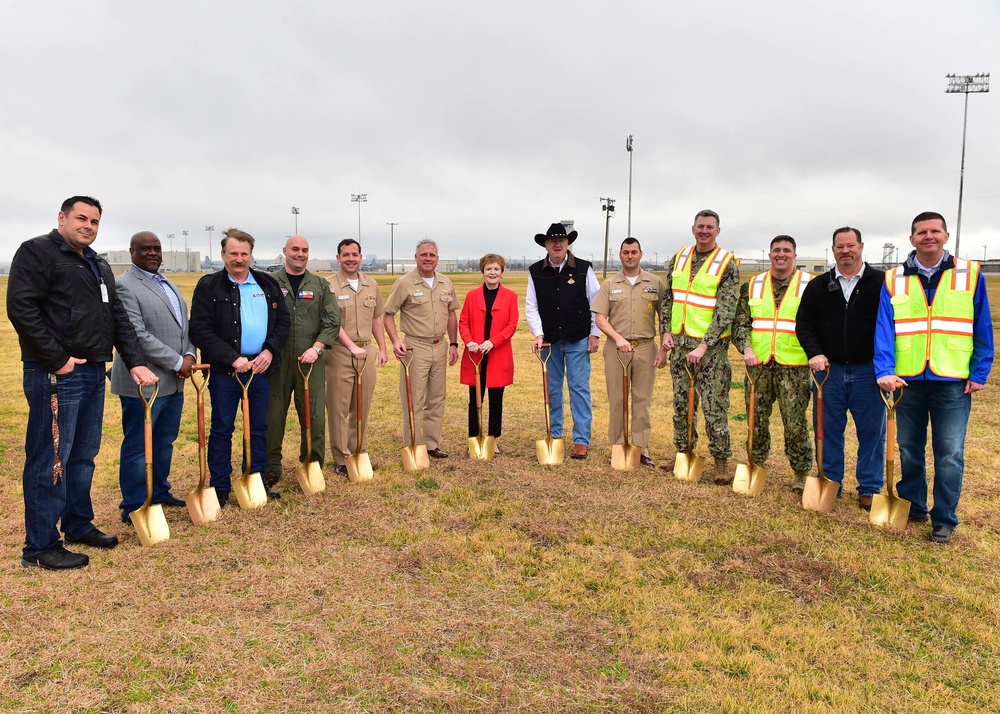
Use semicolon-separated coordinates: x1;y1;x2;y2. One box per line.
946;335;973;353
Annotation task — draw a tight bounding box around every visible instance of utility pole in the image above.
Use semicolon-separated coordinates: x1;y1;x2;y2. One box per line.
386;222;398;274
166;234;174;270
945;72;990;257
291;207;300;234
625;135;634;237
601;198;615;278
351;193;367;241
182;230;189;272
205;225;214;264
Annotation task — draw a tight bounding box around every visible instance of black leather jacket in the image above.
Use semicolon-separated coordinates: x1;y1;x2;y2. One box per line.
189;268;290;375
7;230;145;373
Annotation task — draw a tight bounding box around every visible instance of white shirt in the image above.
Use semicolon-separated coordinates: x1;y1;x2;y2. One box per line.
525;254;601;338
834;263;866;302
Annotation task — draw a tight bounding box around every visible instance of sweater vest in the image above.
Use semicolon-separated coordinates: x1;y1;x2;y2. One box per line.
529;256;593;343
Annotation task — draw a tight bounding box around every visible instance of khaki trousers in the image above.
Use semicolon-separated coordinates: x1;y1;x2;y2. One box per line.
603;338;657;452
399;339;447;451
325;343;378;466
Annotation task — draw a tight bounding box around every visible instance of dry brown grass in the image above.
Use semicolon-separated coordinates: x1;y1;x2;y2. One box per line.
1;271;999;712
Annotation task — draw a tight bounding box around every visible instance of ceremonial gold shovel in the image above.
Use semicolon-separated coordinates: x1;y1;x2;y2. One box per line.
611;346;641;471
733;365;767;497
869;384;910;530
398;347;430;471
674;361;704;482
534;343;564;465
184;365;221;525
802;369;839;513
466;350;495;460
295;361;326;495
233;370;268;509
345;354;374;482
131;381;171;546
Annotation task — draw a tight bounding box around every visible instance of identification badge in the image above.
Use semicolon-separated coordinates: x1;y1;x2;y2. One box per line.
100;282;109;303
611;289;623;295
567;277;575;285
299;290;314;300
338;294;350;301
413;291;424;297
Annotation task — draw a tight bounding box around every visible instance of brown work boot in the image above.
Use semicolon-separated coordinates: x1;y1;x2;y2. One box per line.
658;459;675;474
791;470;809;493
713;458;732;485
858;494;873;512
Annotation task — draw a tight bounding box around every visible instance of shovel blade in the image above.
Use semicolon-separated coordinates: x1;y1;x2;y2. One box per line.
673;452;704;482
733;464;767;497
535;438;564;465
468;435;495;461
346;452;374;483
802;474;839;513
233;471;268;509
296;460;327;495
869;493;911;530
401;445;431;472
184;487;221;526
611;444;642;471
130;503;170;546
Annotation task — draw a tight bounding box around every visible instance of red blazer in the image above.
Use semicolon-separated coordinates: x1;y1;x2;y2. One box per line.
459;283;519;387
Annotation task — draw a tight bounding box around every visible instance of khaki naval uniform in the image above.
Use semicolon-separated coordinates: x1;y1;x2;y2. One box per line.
325;270;384;467
384;270;459;450
591;269;666;453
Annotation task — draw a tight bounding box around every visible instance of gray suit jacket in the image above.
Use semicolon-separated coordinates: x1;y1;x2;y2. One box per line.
110;266;195;397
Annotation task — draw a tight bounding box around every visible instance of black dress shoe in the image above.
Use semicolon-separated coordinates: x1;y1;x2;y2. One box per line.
22;544;89;570
157;495;187;508
335;464;348;476
265;488;281;501
64;528;119;550
427;448;449;459
217;490;230;507
639;455;656;467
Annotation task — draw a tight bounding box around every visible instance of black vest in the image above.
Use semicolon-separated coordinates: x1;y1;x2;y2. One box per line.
529;254;593;344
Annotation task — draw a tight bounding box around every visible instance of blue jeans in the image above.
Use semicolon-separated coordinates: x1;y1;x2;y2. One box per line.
118;390;184;521
207;370;269;493
21;361;106;559
895;380;971;530
546;337;592;446
812;362;885;495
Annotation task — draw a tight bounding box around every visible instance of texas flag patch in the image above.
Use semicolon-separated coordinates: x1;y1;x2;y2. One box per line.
298;290;314;300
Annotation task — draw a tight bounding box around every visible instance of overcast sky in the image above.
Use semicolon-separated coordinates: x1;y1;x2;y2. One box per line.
3;0;998;267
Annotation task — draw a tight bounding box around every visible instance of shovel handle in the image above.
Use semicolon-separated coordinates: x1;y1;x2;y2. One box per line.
299;362;313;450
355;357;366;451
398;347;419;447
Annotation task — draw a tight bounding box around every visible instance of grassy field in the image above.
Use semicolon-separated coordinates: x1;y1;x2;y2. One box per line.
1;269;999;713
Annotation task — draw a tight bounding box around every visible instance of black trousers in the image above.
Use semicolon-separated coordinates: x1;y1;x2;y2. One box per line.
468;382;505;437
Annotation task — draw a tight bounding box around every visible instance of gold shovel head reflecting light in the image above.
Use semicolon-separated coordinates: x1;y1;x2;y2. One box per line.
132;381;170;546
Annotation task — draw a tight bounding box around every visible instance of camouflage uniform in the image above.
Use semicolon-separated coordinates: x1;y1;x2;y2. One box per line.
661;250;739;458
732;277;813;470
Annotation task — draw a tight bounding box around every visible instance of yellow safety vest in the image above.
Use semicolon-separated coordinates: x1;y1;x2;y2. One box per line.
885;258;978;378
748;270;811;365
670;245;735;339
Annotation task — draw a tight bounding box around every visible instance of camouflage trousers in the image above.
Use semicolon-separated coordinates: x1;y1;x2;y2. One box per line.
670;342;731;458
742;363;813;471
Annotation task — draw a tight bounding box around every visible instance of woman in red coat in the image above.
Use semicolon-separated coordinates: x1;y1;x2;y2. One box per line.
459;253;520;454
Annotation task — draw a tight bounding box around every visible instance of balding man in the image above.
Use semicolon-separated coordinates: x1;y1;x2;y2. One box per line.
110;232;196;525
265;235;341;489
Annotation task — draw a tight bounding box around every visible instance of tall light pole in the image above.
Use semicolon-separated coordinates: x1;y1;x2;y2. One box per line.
601;198;615;278
205;225;214;263
946;72;990;257
166;234;174;270
291;207;300;234
182;230;189;272
386;222;398;274
351;193;367;241
983;244;988;262
625;135;634;237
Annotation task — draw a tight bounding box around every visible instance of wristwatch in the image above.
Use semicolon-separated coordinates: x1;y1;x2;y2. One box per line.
313;346;323;356
450;342;459;347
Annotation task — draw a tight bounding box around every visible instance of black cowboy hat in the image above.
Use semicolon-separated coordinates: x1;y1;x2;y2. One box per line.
534;222;578;247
